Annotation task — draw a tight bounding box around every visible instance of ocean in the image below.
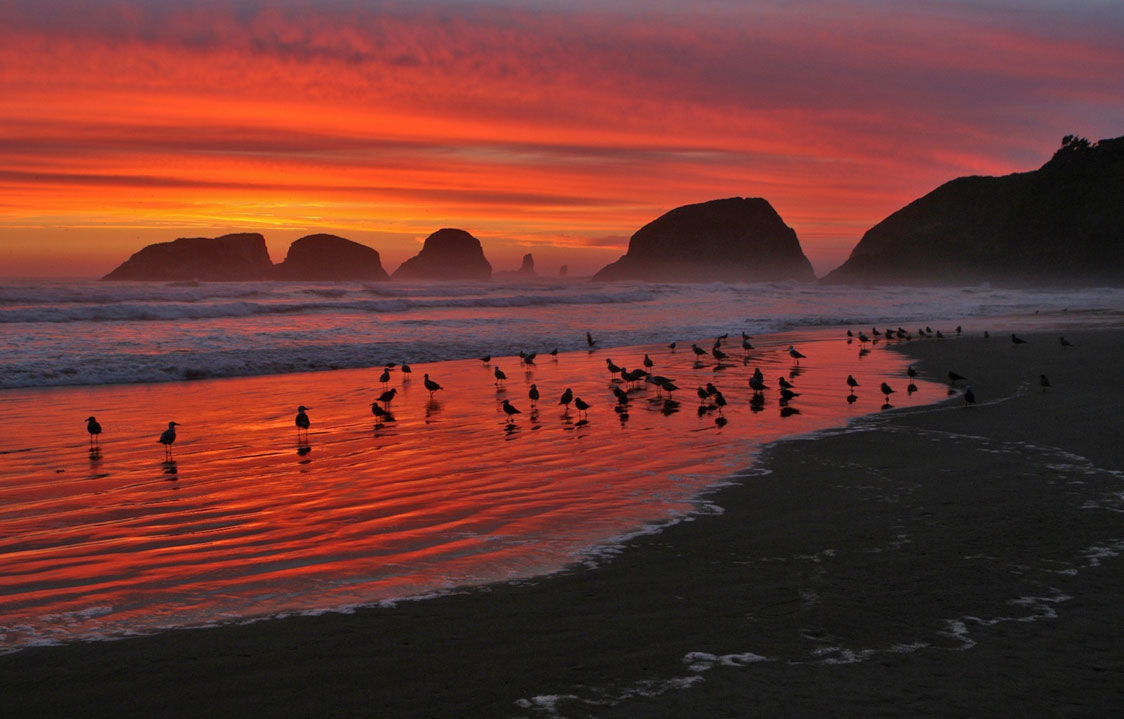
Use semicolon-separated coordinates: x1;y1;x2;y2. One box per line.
2;278;1121;389
1;278;1121;654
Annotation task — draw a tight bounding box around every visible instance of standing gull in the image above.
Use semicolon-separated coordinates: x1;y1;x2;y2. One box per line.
158;421;179;458
295;406;311;439
846;375;859;393
423;374;443;397
788;345;806;364
494;366;507;387
880;382;895;401
501;399;521;423
529;384;540;407
85;416;102;446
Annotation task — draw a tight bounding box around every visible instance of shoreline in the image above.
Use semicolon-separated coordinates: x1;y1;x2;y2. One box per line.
4;327;1124;716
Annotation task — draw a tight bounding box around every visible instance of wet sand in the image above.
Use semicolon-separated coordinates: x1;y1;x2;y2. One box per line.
4;328;1123;717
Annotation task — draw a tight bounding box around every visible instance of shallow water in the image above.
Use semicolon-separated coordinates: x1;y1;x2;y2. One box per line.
0;328;947;652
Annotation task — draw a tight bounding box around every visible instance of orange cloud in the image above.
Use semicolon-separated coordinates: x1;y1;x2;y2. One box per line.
1;1;1122;277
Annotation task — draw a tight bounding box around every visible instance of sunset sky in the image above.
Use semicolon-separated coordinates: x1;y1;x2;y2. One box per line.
1;0;1122;278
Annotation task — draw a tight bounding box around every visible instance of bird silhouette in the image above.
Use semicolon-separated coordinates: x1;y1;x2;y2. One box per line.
788;345;805;363
480;355;491;364
659;380;679;399
586;332;597;347
85;416;102;446
376;388;397;407
401;363;412;375
559;387;574;408
494;366;507;386
691;344;707;358
964;386;976;407
779;388;799;403
907;365;919;379
1011;334;1027;345
712;347;728;361
573;397;590;419
158;421;179;458
846;375;859;393
880;382;895;401
370;402;395;423
948;371;967;384
606;358;622;374
379;368;391;387
528;384;540;406
748;376;768;393
423;374;443;397
1059;337;1073;347
777;376;794;390
501;399;521;423
295;406;310;438
643;353;654;369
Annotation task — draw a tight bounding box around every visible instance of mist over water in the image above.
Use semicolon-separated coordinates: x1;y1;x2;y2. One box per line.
2;278;1120;389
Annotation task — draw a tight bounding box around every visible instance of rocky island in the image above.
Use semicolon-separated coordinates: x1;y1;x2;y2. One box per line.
102;233;275;281
272;234;389;281
822;135;1124;286
392;228;492;280
592;197;815;282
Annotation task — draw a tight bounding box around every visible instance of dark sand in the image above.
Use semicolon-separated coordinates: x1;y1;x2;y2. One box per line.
4;329;1123;717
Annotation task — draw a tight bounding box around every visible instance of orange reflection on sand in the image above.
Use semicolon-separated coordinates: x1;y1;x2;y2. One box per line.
0;329;947;650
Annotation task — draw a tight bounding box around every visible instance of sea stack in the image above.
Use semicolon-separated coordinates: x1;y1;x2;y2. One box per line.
102;233;274;281
592;197;815;282
822;134;1124;286
392;229;492;280
272;234;390;281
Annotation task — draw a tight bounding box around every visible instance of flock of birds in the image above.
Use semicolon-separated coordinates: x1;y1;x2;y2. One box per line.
81;327;1073;458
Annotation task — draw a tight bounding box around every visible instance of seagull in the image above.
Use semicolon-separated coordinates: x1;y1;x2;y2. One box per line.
529;384;540;406
779;387;799;403
370;402;394;422
379;368;391;387
586;332;597;347
85;416;102;446
964;386;976;407
748;376;768;393
696;386;710;403
376;388;397;407
907;365;919;379
613;385;629;406
158;421;179;457
295;406;310;438
777;376;794;390
523;352;537;365
501;399;521;423
741;338;754;352
691;344;707;358
559;387;574;408
948;371;967;385
857;332;870;344
714;391;727;415
643;353;654;370
401;363;412;375
788;345;805;364
549;348;559;357
712;347;728;361
1040;374;1051;392
955;325;962;335
573;397;590;419
423;374;443;397
668;341;677;351
846;375;859;393
606;358;623;374
659;380;679;398
1011;334;1027;345
846;329;854;337
480;355;491;364
880;382;895;401
494;366;507;386
1059;336;1073;347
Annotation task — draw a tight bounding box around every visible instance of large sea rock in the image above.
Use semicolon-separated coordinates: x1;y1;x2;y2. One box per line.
273;234;389;281
822;135;1124;286
102;233;274;281
592;197;815;282
392;229;492;280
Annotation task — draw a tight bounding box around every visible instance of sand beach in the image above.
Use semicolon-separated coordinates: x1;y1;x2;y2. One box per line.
2;323;1123;717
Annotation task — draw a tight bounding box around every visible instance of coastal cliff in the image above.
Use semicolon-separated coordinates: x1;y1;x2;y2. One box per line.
822;135;1124;286
592;197;815;282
